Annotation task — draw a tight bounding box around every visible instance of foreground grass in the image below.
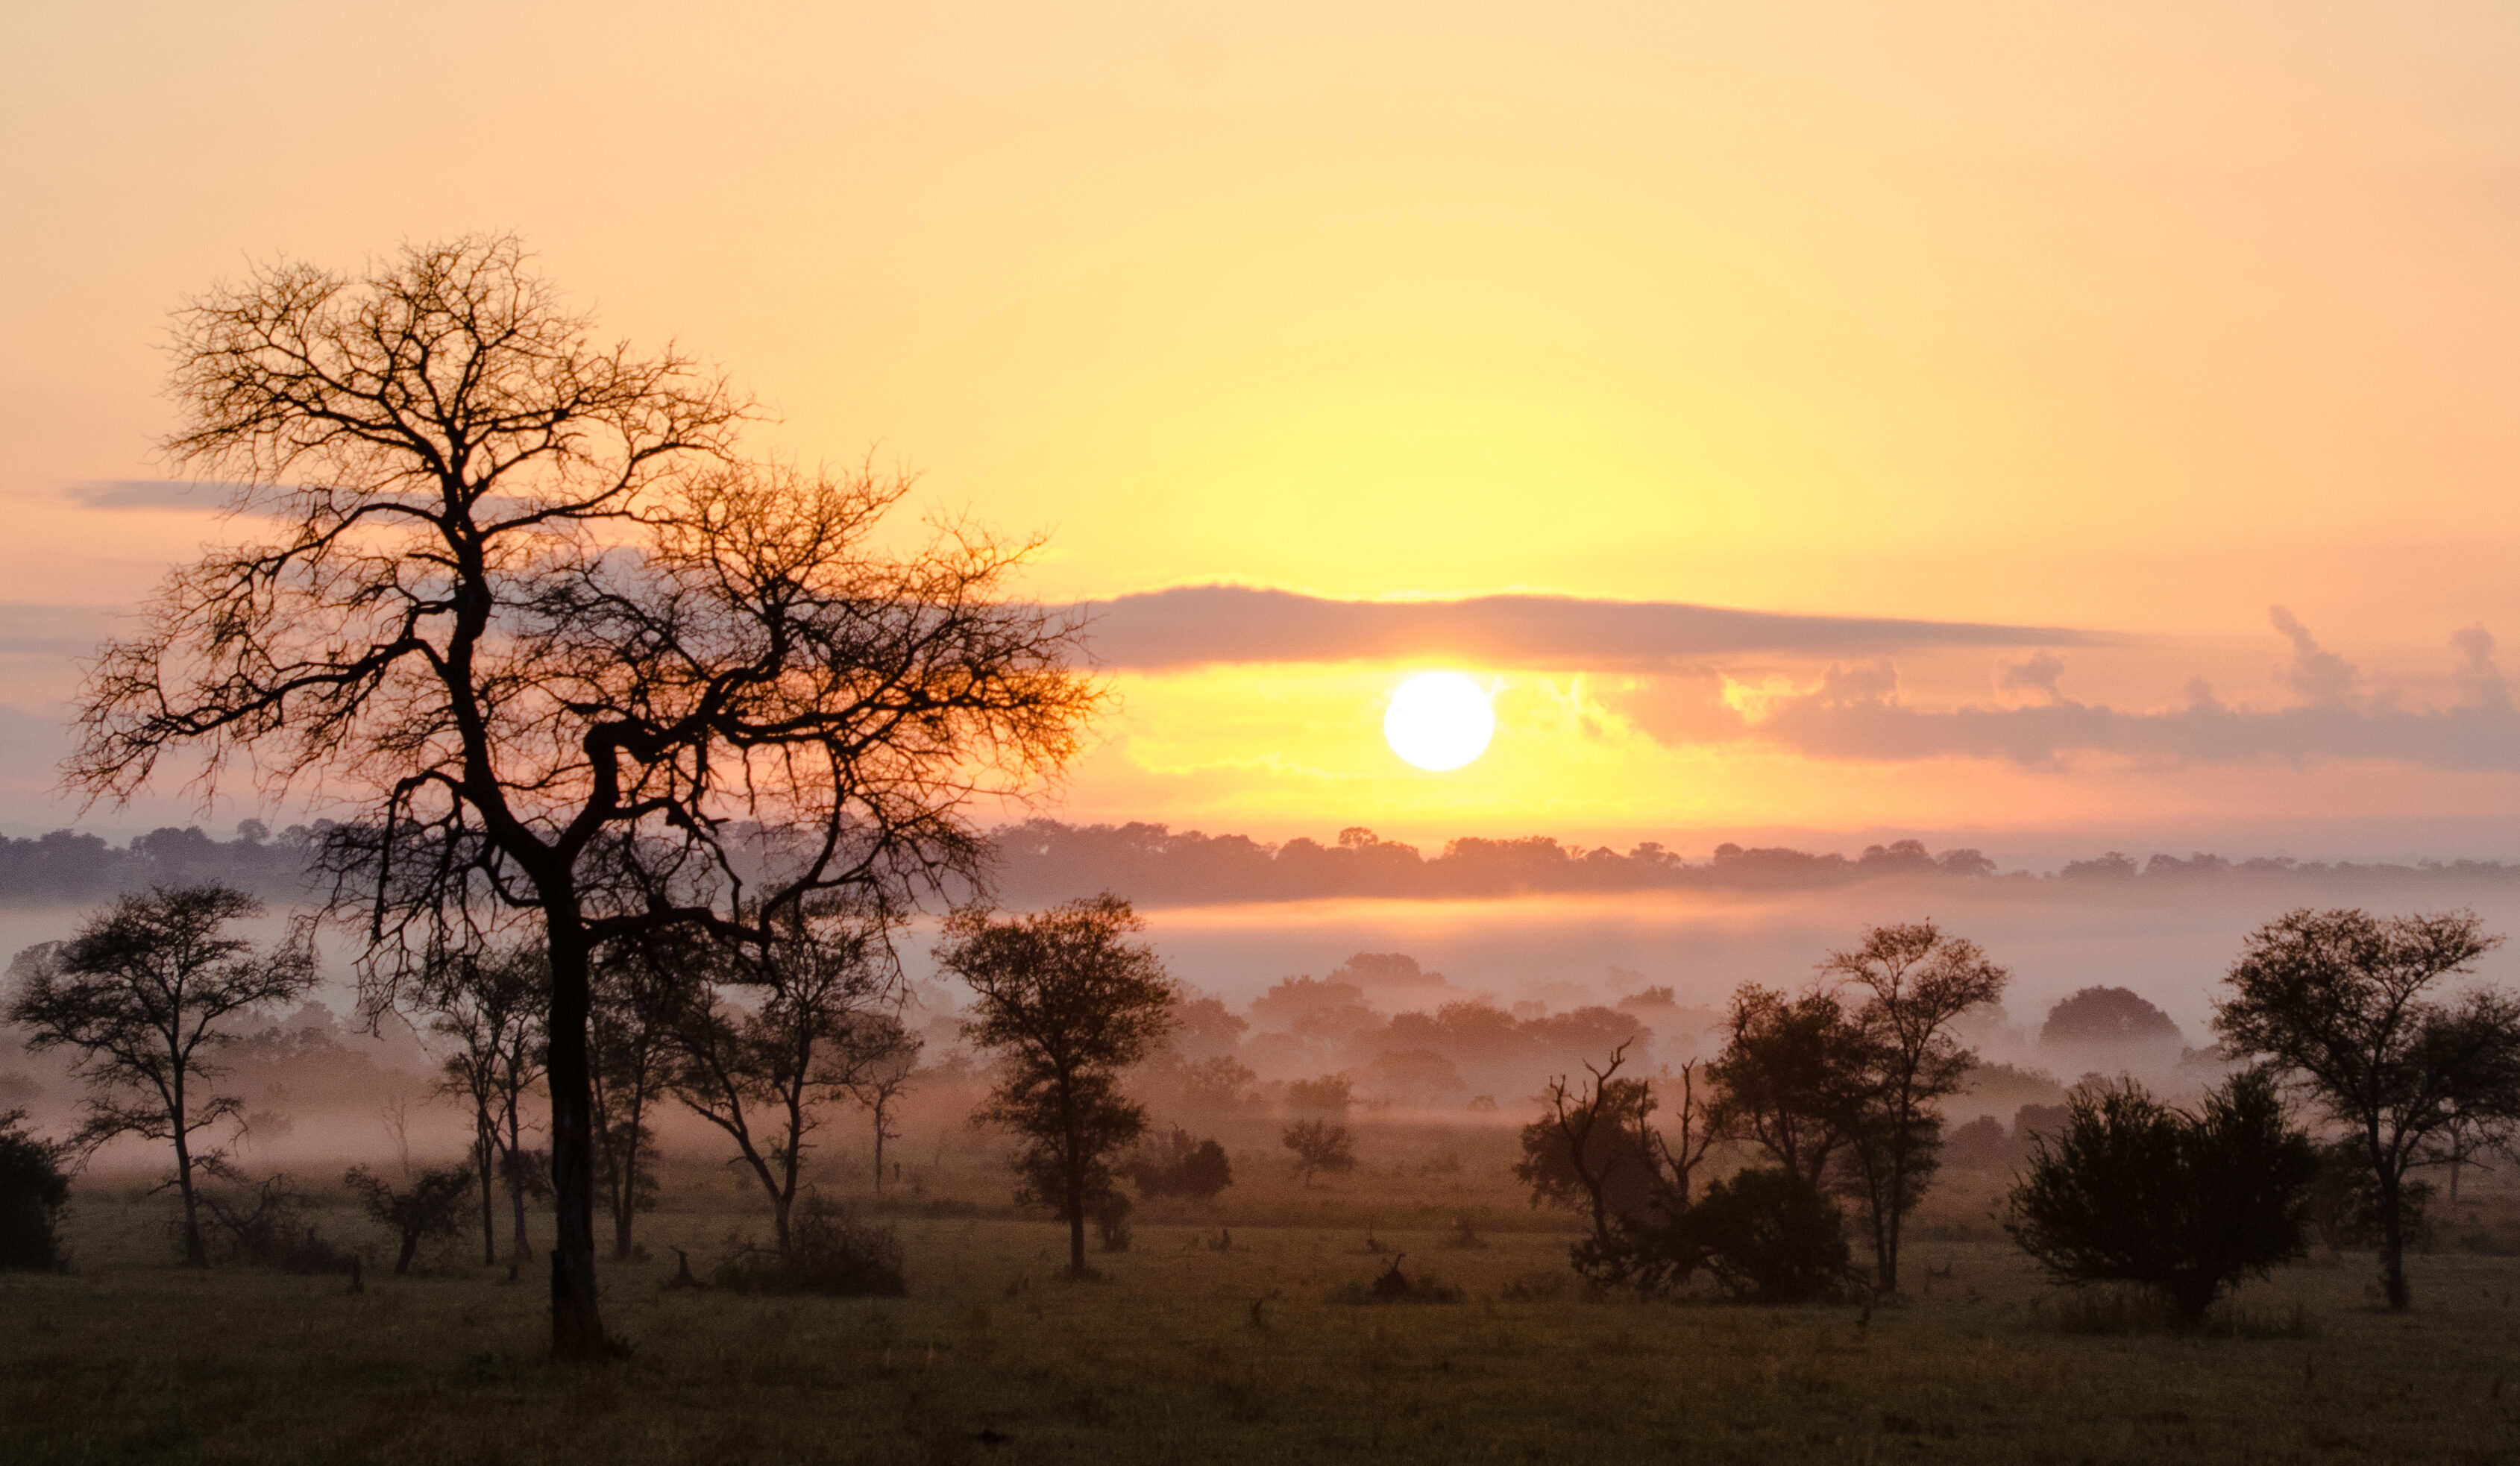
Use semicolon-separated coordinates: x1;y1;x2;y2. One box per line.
6;1202;2520;1465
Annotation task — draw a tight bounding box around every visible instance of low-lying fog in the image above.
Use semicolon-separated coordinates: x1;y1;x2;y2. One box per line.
10;862;2520;1177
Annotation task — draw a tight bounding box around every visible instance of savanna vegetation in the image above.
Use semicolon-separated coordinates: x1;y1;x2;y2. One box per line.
6;237;2520;1465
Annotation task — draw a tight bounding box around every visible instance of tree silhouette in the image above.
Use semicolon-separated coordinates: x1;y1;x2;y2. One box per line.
588;928;703;1259
418;940;548;1268
2040;987;2182;1046
345;1162;477;1275
1282;1119;1358;1187
1823;922;2008;1296
70;237;1098;1354
2214;908;2520;1309
668;912;896;1259
4;886;313;1265
1705;984;1870;1188
939;896;1176;1277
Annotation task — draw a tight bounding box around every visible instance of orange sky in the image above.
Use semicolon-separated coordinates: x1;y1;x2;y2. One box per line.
5;2;2520;860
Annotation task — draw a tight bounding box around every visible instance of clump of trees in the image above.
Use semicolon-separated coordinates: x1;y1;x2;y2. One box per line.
1517;922;2005;1302
2005;1071;2319;1323
4;885;315;1265
940;896;1177;1277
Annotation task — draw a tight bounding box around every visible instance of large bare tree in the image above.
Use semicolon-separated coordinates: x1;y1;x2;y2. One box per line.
69;236;1099;1355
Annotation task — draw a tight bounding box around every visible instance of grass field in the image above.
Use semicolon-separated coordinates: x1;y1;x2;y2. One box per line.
7;1168;2520;1466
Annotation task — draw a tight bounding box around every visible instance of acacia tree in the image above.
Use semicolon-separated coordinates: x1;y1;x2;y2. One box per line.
69;237;1099;1354
1822;922;2008;1296
2214;907;2520;1309
669;913;894;1259
4;885;315;1265
589;928;703;1259
420;941;548;1268
938;896;1176;1277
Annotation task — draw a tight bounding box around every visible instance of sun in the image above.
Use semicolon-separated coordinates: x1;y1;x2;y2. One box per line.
1383;672;1495;771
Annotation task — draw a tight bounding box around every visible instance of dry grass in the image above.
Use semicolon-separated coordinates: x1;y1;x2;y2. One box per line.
5;1176;2520;1465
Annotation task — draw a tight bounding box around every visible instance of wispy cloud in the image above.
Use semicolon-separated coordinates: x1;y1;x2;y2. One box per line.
66;480;250;511
1078;585;2097;672
1689;616;2520;770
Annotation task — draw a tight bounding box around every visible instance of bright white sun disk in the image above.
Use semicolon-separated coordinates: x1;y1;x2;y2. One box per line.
1383;672;1495;771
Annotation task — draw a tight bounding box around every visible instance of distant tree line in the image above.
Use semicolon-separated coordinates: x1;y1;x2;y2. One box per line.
10;819;2520;910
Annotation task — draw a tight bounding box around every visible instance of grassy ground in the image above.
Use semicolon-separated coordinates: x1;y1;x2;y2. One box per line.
7;1183;2520;1466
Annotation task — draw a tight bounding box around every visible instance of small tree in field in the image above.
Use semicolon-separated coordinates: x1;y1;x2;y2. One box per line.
418;942;548;1268
2005;1070;2319;1323
669;913;895;1260
1823;922;2008;1296
838;1015;921;1194
74;236;1099;1354
2214;908;2520;1309
939;896;1176;1277
345;1162;476;1275
4;886;314;1265
1705;984;1870;1188
589;929;703;1259
1282;1119;1357;1187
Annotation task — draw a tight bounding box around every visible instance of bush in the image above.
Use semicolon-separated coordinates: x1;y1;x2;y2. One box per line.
0;1109;69;1271
198;1171;356;1274
1689;1167;1853;1303
1328;1255;1459;1305
1122;1127;1232;1201
344;1163;474;1275
2005;1069;2318;1323
714;1195;906;1297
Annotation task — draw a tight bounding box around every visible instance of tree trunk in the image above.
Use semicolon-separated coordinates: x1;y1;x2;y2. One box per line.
1063;1093;1087;1276
172;1124;206;1267
506;1092;532;1263
872;1106;887;1192
544;916;606;1359
397;1232;420;1275
2378;1168;2410;1310
476;1120;498;1266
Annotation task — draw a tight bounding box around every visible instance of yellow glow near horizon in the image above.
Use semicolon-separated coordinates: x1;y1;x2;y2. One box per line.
1383;673;1496;773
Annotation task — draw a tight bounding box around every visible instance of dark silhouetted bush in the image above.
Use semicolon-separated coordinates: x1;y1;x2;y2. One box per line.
714;1195;905;1297
1689;1167;1853;1303
1122;1127;1233;1200
2040;987;2182;1046
0;1109;69;1271
345;1163;475;1275
2006;1070;2317;1322
199;1171;356;1274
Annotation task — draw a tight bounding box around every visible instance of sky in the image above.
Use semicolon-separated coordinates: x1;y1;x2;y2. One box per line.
5;2;2520;864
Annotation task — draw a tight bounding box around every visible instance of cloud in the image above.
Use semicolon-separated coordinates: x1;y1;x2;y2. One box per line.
1725;617;2520;770
66;479;248;511
1996;649;2066;702
2269;605;2357;705
0;603;113;658
1077;585;2097;672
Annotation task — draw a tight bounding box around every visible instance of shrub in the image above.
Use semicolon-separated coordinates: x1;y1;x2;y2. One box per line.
344;1163;475;1275
0;1109;69;1271
714;1195;906;1297
1122;1127;1232;1201
1689;1167;1853;1303
2005;1069;2318;1323
198;1171;356;1274
1282;1119;1356;1186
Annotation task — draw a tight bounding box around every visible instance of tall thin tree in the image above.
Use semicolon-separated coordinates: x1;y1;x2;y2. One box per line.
1821;922;2008;1296
69;237;1099;1355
